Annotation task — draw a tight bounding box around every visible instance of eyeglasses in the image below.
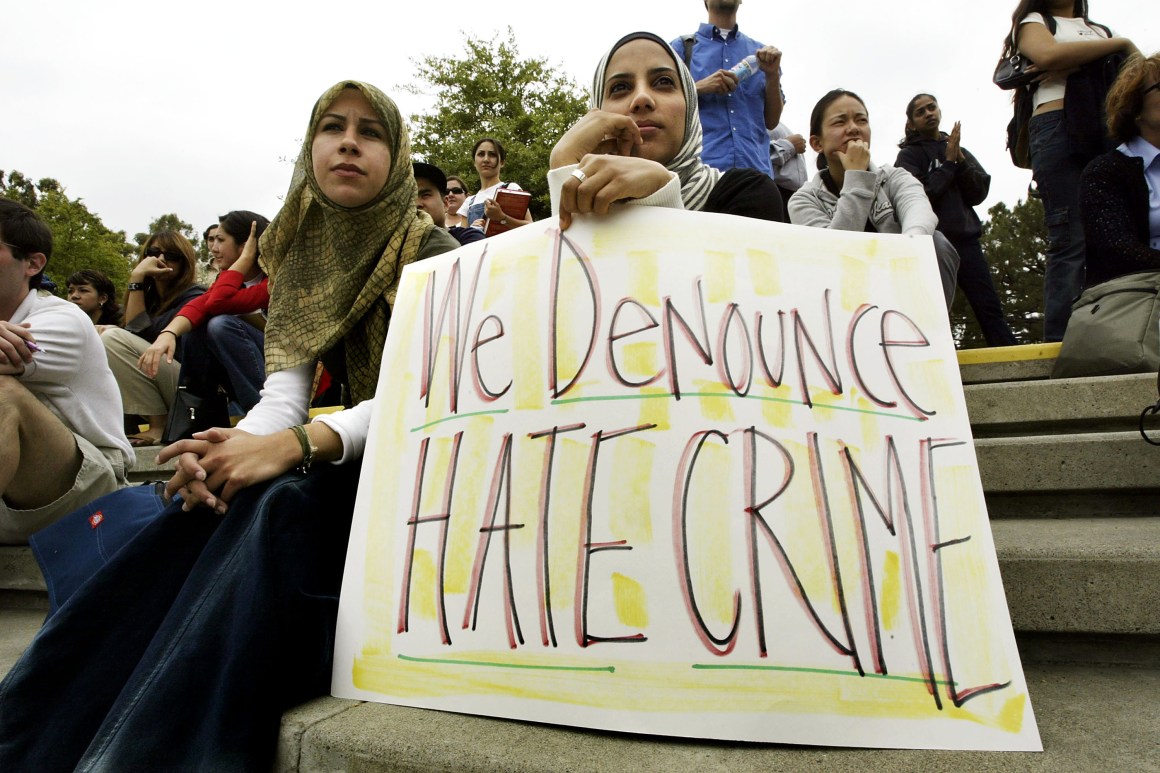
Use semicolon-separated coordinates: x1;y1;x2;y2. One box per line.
446;187;466;195
144;246;182;262
1144;82;1160;97
0;241;16;251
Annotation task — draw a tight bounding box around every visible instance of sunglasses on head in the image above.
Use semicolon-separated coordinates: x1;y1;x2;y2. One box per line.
145;246;182;262
446;186;466;195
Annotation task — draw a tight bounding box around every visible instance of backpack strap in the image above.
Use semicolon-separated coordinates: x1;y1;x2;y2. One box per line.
681;34;696;67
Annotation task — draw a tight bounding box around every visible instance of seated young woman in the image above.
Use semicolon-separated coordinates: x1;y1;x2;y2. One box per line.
100;232;205;446
66;269;122;326
550;31;783;228
787;89;959;307
1080;51;1160;287
137;210;271;414
0;80;459;772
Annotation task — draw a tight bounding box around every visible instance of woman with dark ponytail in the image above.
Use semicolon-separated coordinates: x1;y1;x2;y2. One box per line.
1005;0;1137;340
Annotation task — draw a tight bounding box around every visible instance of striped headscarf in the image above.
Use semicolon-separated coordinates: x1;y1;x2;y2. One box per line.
590;31;721;211
259;80;435;403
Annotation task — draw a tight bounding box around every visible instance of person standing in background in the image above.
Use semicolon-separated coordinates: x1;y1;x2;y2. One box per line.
769;122;807;222
672;0;785;177
897;94;1018;346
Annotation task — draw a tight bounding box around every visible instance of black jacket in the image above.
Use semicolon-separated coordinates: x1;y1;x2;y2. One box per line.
703;168;784;222
895;135;990;241
1080;149;1160;287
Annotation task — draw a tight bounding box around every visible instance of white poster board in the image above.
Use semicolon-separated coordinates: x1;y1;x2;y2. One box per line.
333;207;1041;752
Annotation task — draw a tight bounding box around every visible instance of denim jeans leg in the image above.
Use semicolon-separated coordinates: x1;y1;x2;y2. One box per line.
205;315;266;412
1029;111;1087;342
178;324;228;399
0;504;221;772
76;463;360;773
952;236;1018;346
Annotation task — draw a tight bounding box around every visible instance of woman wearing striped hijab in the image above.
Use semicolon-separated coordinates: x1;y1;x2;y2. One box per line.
550;31;783;228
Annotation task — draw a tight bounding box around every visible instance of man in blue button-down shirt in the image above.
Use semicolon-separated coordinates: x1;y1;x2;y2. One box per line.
672;0;785;178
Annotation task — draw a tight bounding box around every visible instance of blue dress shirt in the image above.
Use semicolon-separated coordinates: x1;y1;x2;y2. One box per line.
671;23;783;178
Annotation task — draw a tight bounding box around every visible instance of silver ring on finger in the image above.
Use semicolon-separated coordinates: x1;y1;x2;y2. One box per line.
571;168;587;183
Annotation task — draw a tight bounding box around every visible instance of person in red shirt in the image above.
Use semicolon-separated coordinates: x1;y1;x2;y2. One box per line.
138;211;270;415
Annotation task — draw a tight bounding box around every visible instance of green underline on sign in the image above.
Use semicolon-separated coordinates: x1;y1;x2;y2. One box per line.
691;663;956;686
398;654;616;673
551;392;924;422
410;409;510;432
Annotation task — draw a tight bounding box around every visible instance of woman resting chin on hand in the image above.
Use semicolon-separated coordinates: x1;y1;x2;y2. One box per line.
550;31;784;230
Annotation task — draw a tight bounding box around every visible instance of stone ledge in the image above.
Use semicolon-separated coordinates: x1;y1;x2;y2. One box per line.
992;518;1160;634
283;664;1159;772
975;431;1160;492
958;343;1061;385
965;373;1157;437
0;546;42;592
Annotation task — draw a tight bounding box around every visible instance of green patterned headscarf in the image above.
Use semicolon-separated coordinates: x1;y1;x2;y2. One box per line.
259;80;435;403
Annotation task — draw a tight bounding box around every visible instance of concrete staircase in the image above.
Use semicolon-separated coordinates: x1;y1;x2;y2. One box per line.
3;344;1159;771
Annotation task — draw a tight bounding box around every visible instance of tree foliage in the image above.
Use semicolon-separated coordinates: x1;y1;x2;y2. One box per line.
405;29;589;220
135;213;199;248
1;170;135;294
952;196;1047;347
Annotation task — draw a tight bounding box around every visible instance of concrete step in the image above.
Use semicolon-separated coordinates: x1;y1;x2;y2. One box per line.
271;663;1160;772
0;606;1152;771
992;518;1160;635
0;546;41;593
958;343;1061;385
965;372;1158;437
983;491;1159;519
127;453;171;485
974;431;1160;495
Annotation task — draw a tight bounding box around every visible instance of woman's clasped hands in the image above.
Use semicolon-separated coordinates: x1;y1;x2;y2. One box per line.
158;428;300;514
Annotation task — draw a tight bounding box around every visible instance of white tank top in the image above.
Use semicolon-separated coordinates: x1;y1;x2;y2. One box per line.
1019;13;1112;111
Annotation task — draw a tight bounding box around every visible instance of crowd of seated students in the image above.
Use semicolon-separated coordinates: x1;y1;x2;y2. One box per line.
1;6;1156;765
139;211;271;416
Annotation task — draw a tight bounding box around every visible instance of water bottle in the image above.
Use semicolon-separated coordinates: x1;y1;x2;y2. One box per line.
729;55;758;83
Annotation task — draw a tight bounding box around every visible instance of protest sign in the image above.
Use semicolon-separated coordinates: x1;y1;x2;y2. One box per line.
332;207;1041;751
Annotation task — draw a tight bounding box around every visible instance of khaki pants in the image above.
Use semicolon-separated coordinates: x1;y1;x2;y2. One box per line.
0;434;126;544
102;327;181;416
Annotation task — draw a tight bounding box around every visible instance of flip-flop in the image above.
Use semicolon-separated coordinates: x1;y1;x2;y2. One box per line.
128;434;162;448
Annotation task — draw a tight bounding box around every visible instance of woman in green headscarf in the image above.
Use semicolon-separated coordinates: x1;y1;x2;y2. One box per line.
163;80;458;507
0;81;458;772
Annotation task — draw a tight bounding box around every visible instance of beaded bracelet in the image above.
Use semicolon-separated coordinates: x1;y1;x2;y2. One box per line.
290;424;316;475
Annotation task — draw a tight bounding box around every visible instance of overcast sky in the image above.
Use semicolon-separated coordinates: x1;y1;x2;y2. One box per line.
2;1;1155;241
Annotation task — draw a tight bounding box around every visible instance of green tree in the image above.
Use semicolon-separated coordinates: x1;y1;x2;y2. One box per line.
405;28;589;220
135;213;198;248
1;171;135;294
0;170;39;208
952;197;1047;347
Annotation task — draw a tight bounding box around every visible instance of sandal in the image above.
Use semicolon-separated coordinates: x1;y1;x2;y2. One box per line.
128;434;162;448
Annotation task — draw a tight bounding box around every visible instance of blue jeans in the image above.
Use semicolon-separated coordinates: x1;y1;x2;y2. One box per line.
951;235;1018;346
0;463;359;772
180;315;265;412
1029;111;1087;342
